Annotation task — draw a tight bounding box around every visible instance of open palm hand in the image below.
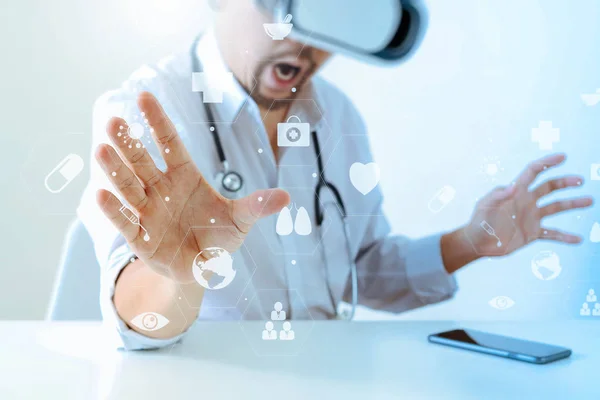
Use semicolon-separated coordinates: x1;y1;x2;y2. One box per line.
464;154;593;256
95;92;289;283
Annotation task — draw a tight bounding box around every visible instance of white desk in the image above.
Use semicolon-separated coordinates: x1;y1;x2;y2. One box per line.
0;321;598;399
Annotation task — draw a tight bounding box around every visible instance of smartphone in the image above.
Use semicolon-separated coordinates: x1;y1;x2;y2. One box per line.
428;329;572;364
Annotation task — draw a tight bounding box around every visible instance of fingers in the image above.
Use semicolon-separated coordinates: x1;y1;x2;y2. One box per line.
106;117;164;188
96;189;142;243
231;189;291;233
539;228;582;244
515;153;566;188
137;92;193;169
532;175;583;199
95;144;148;210
539;196;594;218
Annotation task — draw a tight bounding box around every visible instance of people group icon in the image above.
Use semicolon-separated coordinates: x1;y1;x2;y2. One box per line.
262;321;277;340
586;289;597;303
271;302;286;320
262;302;295;341
579;288;600;317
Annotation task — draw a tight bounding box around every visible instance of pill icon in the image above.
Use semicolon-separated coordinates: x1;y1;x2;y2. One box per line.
427;185;456;213
44;154;84;194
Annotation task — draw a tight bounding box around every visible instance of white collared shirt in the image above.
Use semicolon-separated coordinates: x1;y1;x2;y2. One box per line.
78;31;457;350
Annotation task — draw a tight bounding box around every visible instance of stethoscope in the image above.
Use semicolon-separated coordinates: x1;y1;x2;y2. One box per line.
190;39;358;320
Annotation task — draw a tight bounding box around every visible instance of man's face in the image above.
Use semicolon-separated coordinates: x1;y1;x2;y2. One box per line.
215;0;330;110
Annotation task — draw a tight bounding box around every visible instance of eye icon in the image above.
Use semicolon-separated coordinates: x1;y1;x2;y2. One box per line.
130;312;170;331
488;296;515;310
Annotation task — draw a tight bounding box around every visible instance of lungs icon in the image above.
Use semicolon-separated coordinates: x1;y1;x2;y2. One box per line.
276;204;312;236
276;206;294;236
294;206;312;236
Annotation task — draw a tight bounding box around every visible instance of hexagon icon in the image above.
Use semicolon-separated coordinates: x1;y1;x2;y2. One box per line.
238;289;314;357
323;135;385;217
20;133;89;216
255;98;333;168
166;43;257;126
463;205;518;257
254;186;336;257
563;281;600;320
166;226;259;311
125;282;190;354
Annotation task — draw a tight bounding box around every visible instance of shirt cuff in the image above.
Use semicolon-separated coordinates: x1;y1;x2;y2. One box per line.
405;233;458;305
100;245;185;351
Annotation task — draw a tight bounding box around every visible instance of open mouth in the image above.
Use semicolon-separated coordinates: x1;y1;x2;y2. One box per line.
261;57;312;93
274;62;302;83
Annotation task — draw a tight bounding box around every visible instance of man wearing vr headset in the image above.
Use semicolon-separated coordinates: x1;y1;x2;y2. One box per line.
79;0;592;349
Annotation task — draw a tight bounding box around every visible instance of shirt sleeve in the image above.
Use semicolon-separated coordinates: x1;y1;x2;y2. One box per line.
346;206;458;313
77;84;186;350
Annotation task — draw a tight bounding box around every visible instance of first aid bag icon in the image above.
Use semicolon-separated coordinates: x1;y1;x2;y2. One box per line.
277;115;310;147
44;153;84;194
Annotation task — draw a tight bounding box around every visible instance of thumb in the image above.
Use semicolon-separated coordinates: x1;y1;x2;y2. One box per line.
232;188;291;232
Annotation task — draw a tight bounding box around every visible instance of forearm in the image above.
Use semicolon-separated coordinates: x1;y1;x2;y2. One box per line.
441;226;481;274
113;259;204;339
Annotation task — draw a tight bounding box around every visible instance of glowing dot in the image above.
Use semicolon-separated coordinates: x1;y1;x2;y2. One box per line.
128;145;132;149
111;172;117;177
512;215;516;219
179;297;182;300
245;298;248;301
291;260;296;265
144;119;149;124
117;132;122;137
258;148;263;154
140;112;146;117
544;230;548;235
210;218;216;224
292;87;297;93
150;128;155;133
210;126;215;132
312;173;317;178
165;148;170;154
143;234;150;242
485;163;499;176
128;122;144;139
119;125;123;130
130;257;136;263
165;196;170;202
135;143;142;148
577;181;582;185
258;196;263;202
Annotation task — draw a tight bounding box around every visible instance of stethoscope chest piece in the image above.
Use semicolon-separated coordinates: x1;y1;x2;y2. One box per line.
221;170;243;193
215;167;244;199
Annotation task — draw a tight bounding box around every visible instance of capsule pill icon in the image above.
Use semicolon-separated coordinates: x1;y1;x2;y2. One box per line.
44;154;84;194
427;185;456;213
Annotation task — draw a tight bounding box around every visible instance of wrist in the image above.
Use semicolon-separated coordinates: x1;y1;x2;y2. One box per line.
441;226;481;274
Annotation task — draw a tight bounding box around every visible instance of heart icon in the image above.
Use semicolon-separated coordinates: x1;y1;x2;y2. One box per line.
590;222;600;243
349;162;380;195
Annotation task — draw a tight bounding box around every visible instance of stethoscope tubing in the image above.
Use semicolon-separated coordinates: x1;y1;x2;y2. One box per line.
191;37;357;319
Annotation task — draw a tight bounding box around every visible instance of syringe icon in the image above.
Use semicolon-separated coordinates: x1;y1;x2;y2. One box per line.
480;220;502;247
120;205;150;242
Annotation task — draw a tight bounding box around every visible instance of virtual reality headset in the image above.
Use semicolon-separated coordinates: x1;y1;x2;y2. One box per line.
258;0;428;65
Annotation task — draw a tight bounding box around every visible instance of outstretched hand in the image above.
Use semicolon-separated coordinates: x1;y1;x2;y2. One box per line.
95;92;290;283
463;153;593;256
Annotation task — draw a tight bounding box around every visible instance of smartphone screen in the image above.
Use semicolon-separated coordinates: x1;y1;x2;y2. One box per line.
428;329;572;364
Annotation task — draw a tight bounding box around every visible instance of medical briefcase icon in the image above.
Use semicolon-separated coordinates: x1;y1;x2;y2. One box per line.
277;115;310;147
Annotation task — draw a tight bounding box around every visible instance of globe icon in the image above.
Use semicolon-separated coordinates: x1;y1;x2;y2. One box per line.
192;247;236;290
531;251;562;281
